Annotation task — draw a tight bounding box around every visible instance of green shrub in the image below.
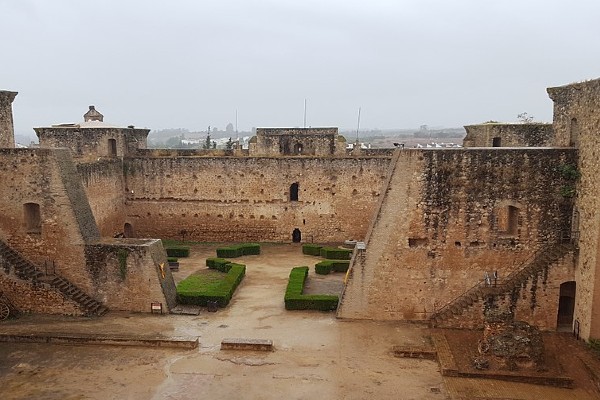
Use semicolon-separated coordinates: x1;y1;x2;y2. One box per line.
167;257;179;263
206;257;232;272
284;266;339;311
319;247;351;260
166;246;190;257
302;244;322;256
315;261;333;275
177;263;245;307
216;243;261;258
315;260;350;275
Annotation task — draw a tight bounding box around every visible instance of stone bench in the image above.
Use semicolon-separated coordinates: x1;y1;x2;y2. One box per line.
220;338;273;351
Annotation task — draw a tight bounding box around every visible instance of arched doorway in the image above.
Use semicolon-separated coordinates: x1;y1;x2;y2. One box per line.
108;138;117;157
124;223;134;238
557;281;576;330
292;228;301;243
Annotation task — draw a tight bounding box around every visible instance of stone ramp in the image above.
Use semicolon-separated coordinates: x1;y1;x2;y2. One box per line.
338;149;422;318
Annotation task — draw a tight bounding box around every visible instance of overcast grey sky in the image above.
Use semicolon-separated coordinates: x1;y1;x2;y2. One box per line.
2;0;599;135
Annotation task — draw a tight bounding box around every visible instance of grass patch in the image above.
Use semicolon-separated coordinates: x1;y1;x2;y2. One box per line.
284;266;339;311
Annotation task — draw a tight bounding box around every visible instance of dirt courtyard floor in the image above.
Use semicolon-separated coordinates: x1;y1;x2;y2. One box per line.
0;243;599;399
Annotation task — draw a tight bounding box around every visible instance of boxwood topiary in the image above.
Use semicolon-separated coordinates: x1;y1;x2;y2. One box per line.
284;266;338;311
177;263;245;307
166;246;190;257
302;244;322;256
319;247;351;260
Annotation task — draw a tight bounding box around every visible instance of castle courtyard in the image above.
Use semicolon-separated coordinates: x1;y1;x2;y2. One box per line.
1;243;598;400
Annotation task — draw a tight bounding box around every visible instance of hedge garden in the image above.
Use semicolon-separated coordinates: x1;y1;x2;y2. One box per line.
176;260;245;307
284;266;339;311
314;260;350;275
216;243;261;258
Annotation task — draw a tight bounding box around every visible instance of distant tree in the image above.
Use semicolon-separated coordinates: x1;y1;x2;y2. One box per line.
203;132;212;149
212;140;217;149
226;123;234;133
226;137;233;150
165;136;182;148
517;112;534;123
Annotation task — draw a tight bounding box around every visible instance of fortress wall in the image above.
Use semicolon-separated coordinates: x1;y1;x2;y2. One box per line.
339;148;576;323
463;123;554;147
78;160;127;237
0;149;96;291
123;156;392;242
549;78;600;340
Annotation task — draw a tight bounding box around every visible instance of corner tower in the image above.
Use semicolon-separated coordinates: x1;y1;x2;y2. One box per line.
0;90;18;148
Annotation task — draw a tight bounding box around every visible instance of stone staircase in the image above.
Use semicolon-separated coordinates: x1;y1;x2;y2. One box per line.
429;243;572;327
0;240;108;316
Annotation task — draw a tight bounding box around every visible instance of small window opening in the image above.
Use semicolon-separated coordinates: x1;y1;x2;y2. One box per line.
294;143;303;154
570;118;579;147
292;228;301;243
24;203;41;233
492;137;501;147
124;223;134;238
108;138;117;157
290;182;299;201
499;205;519;235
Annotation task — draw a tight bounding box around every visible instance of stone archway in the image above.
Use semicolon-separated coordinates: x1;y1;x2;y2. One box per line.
557;281;576;331
292;228;301;243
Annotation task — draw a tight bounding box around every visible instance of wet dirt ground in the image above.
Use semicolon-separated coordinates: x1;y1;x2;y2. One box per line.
0;243;446;400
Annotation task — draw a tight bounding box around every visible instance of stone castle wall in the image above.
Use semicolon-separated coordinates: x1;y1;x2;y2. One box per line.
78;160;127;237
548;78;600;340
463;123;554;147
0;91;17;148
339;148;576;324
123;156;391;242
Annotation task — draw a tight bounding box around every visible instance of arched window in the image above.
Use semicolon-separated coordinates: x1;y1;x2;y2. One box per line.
24;203;41;233
290;182;299;201
294;143;303;154
292;228;301;243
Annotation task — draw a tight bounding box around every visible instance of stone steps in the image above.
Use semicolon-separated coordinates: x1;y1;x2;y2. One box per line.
0;240;108;317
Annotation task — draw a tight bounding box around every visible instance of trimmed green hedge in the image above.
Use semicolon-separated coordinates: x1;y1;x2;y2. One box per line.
167;257;179;263
177;263;245;307
315;260;350;275
216;243;261;258
319;247;351;260
302;244;322;256
284;267;339;311
206;257;232;272
166;246;190;257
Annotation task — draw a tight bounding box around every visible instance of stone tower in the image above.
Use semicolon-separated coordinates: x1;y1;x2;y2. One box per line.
0;90;18;148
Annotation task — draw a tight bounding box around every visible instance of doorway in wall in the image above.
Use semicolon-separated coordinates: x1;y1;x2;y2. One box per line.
124;223;134;238
108;138;117;157
556;281;576;331
292;228;301;243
